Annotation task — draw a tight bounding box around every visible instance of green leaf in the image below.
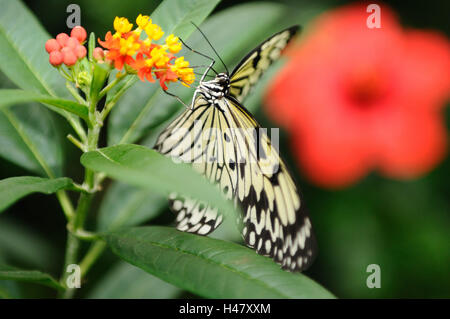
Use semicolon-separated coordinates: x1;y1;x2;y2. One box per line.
88;32;96;62
0;264;64;291
86;261;181;298
0;219;57;271
0;104;65;177
0;0;68;98
0;176;73;212
97;182;167;231
80;144;235;217
0;89;89;121
107;0;221;145
105;226;335;299
151;0;222;39
0;280;20;299
90;63;109;102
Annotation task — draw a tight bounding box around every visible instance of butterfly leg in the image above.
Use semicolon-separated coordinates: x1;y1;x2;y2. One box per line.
162;89;191;109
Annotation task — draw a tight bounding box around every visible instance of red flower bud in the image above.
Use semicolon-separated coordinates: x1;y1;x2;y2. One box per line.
45;39;61;53
70;26;87;43
75;45;87;59
93;47;104;60
61;47;77;66
49;51;63;66
65;37;80;49
56;33;69;47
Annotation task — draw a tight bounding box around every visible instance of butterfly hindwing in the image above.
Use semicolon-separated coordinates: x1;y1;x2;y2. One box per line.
229;26;299;103
154;98;234;235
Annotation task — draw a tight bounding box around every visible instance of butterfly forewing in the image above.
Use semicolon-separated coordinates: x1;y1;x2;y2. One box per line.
229;26;299;103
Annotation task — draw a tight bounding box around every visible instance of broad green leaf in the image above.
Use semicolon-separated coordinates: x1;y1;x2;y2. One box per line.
0;280;20;299
0;219;57;271
105;226;335;299
0;104;65;176
108;2;290;147
97;182;167;231
80;144;235;217
86;261;181;299
0;264;64;291
0;89;89;121
0;0;68;98
0;176;73;212
151;0;221;39
107;0;221;145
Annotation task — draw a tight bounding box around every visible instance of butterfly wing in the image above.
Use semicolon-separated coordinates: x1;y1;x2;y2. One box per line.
219;96;317;272
154;94;317;272
154;97;231;236
228;26;299;103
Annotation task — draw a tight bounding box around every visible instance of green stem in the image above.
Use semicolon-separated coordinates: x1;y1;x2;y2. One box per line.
65;81;86;105
59;233;79;298
79;241;107;278
101;75;137;120
98;73;125;99
59;89;102;298
56;190;75;220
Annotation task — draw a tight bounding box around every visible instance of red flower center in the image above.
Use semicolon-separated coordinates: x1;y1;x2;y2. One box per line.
344;68;389;110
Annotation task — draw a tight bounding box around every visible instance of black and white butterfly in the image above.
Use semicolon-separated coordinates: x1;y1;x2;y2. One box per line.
154;26;317;272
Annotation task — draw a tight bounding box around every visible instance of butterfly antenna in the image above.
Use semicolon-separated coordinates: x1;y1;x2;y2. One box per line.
179;38;218;75
191;22;229;74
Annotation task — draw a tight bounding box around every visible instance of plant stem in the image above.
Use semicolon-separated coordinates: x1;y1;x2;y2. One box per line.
59;232;80;298
98;72;125;99
59;108;100;298
79;241;107;278
65;81;86;105
58;67;125;298
56;190;75;220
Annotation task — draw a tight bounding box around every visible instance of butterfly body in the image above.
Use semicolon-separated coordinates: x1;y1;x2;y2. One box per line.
154;26;317;272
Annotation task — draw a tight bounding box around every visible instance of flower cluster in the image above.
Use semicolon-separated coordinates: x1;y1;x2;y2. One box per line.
265;4;450;188
45;26;87;66
98;15;195;89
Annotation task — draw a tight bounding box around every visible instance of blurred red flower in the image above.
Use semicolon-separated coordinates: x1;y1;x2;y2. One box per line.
265;4;450;188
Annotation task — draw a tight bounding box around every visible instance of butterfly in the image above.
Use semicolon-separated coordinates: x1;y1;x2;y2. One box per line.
154;26;317;272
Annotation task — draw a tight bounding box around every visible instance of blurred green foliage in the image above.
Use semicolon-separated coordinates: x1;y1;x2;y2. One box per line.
0;0;448;298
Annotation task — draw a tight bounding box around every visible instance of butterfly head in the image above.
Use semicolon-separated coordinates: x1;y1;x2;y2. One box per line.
199;72;230;100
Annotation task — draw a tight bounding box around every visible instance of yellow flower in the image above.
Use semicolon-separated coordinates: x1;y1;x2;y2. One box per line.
114;17;133;34
180;71;195;87
171;57;195;87
136;14;150;29
150;46;169;68
164;34;182;54
119;35;141;56
171;56;189;71
145;23;164;41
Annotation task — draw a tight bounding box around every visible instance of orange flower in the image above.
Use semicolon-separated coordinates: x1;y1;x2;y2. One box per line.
131;53;155;82
98;14;195;89
155;69;178;90
99;31;135;69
